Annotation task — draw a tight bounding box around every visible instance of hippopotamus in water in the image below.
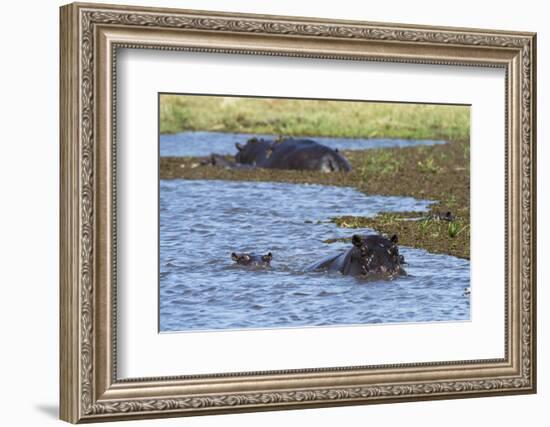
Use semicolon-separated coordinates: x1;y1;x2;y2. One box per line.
309;234;406;279
234;137;352;172
231;252;272;267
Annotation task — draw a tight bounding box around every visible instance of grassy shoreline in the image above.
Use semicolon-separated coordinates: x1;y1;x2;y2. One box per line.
160;95;470;141
160;139;470;259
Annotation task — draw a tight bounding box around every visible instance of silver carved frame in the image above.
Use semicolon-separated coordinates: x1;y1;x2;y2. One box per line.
59;2;537;423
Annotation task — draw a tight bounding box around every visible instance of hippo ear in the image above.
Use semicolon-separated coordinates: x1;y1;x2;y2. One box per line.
390;234;399;244
352;235;363;247
235;142;244;151
262;252;273;262
231;252;239;261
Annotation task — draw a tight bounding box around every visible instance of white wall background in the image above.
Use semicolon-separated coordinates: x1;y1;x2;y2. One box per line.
0;0;545;426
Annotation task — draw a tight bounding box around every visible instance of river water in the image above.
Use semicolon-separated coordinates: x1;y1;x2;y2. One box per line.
160;131;447;157
159;179;470;332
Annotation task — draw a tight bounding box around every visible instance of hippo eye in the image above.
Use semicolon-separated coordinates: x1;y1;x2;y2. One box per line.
352;235;364;248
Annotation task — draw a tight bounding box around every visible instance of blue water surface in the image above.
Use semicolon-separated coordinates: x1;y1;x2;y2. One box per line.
160;131;447;157
159;179;470;332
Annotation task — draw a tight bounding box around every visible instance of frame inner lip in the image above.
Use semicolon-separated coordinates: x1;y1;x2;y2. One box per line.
109;41;511;383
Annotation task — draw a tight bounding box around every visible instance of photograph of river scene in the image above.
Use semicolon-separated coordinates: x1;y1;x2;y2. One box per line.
159;94;471;332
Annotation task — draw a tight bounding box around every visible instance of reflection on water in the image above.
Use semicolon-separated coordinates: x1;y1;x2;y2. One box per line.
160;131;447;157
160;180;470;332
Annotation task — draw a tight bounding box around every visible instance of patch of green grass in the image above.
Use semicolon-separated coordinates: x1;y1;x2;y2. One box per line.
417;157;442;174
419;219;430;232
447;221;469;238
359;151;402;179
329;213;470;259
447;221;460;238
444;194;458;209
160;94;470;141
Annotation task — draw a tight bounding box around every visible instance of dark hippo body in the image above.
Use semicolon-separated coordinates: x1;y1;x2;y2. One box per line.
231;252;272;267
234;137;352;172
309;234;406;279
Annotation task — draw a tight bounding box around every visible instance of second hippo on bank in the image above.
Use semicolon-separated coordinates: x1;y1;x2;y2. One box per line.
309;234;406;279
206;137;352;172
235;137;352;172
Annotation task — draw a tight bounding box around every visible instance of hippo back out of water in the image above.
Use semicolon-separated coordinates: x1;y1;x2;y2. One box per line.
309;234;406;279
235;137;352;172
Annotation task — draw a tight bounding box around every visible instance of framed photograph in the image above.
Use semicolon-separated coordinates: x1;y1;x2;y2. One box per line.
60;2;537;423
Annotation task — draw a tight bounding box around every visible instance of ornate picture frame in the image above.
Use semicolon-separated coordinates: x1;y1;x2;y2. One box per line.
60;2;536;423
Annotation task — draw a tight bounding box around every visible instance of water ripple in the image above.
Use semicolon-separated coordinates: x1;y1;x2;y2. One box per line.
160;131;447;157
160;179;470;332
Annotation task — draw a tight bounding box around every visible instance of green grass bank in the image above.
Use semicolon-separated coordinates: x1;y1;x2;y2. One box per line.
160;94;470;141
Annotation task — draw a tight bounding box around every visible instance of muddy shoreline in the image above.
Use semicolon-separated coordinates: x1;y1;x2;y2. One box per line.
160;139;470;259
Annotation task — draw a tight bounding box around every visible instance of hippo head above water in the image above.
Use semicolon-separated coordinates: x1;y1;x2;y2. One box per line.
351;234;406;278
309;233;406;279
231;252;273;267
